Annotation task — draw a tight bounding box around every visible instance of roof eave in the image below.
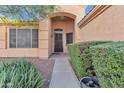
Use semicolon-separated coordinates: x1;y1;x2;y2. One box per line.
0;21;39;26
78;5;112;29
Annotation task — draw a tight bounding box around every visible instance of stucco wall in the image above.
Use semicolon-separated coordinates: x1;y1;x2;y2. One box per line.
0;26;6;49
39;19;49;58
79;6;124;41
57;5;85;23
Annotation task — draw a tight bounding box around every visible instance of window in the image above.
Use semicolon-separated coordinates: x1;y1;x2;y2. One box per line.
9;28;38;48
10;29;16;48
66;32;73;44
32;29;38;48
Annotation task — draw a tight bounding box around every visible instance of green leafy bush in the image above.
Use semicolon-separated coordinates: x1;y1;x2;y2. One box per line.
68;41;111;79
68;44;83;79
0;59;44;88
91;42;124;87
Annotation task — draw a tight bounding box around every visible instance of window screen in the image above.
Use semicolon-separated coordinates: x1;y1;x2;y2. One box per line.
66;33;73;44
9;28;38;48
9;29;16;48
32;29;38;48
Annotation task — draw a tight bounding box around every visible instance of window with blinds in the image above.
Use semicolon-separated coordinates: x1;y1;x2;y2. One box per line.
9;28;38;48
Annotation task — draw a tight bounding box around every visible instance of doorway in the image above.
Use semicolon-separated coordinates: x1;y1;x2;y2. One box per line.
54;29;63;52
50;14;75;54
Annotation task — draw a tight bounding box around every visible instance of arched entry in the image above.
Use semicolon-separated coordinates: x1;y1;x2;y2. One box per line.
49;12;76;19
49;12;76;53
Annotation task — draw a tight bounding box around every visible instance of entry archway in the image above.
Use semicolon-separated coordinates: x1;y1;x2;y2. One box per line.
49;12;76;53
49;12;76;20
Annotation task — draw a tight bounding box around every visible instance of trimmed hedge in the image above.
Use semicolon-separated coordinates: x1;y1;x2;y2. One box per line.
68;43;83;79
68;41;112;79
90;42;124;88
0;59;44;88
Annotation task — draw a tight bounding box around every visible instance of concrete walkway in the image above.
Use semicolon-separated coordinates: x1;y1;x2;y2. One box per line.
49;54;80;88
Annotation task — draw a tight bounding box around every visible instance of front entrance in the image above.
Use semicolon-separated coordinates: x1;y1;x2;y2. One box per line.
51;14;75;54
54;30;63;52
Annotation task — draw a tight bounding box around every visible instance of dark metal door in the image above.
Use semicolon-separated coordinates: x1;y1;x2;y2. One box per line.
54;33;63;52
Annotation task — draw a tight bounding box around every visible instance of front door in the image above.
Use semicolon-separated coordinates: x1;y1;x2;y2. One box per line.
54;32;63;52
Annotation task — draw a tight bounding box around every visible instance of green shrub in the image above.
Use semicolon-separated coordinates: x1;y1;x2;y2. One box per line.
68;44;83;79
68;41;112;79
0;59;44;88
91;42;124;88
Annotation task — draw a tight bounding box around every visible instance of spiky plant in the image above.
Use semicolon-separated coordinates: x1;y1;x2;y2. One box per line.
0;59;44;88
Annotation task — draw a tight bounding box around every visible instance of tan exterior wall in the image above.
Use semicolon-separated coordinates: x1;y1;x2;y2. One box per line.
39;19;50;58
57;5;85;23
0;26;6;49
48;19;52;57
79;6;124;41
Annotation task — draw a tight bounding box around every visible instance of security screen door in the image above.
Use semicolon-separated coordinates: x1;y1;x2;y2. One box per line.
54;30;63;52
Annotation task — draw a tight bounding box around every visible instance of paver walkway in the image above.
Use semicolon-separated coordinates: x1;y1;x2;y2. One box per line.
49;54;80;88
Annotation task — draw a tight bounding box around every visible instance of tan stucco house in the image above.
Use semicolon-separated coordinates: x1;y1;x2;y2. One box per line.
0;5;124;58
0;5;86;58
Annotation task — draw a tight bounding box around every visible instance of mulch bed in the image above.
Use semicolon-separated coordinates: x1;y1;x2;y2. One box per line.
0;57;55;88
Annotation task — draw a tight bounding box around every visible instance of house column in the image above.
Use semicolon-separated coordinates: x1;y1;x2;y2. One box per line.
0;26;7;57
39;19;50;59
